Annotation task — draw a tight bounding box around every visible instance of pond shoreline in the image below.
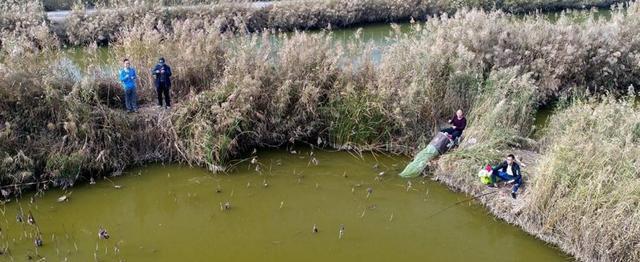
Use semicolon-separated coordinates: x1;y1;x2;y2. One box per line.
0;151;571;261
47;0;626;46
3;3;639;261
432;150;573;258
1;143;574;260
0;107;624;262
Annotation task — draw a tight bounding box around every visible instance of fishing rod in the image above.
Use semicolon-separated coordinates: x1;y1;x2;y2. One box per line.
425;190;499;220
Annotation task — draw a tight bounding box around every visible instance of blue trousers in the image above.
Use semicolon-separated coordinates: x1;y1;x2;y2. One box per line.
492;171;522;193
124;88;138;111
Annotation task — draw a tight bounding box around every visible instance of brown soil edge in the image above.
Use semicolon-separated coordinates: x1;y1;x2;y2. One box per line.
433;149;579;260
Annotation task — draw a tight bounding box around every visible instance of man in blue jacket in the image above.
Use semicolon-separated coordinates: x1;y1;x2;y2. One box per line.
152;57;172;109
490;154;523;199
119;58;138;113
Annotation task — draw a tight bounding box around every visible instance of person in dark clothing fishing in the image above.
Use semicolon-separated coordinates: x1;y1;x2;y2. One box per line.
490;154;523;199
152;57;172;109
441;109;467;141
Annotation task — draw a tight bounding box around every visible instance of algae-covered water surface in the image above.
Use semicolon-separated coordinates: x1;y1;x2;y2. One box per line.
0;149;568;261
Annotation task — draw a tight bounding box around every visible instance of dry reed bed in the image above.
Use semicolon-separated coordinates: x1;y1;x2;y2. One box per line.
1;0;628;46
435;96;640;261
0;1;57;56
1;4;640;261
527;97;640;261
429;6;640;261
1;0;639;192
60;0;627;45
0;51;180;187
41;0;263;12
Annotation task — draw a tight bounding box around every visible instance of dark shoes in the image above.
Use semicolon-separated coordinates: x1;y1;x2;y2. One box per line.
487;183;517;199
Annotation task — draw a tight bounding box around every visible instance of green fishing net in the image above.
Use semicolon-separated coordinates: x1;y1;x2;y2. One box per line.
398;144;439;178
399;132;451;178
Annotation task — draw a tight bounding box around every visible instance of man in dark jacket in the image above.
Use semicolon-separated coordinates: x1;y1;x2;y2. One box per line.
152;57;172;108
441;109;467;141
490;154;523;199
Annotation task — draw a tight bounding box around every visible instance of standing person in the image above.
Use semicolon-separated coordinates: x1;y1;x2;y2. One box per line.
119;58;138;113
441;109;467;141
152;57;172;109
490;154;523;199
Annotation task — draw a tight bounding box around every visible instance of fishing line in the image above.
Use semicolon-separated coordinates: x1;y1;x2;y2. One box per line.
424;190;499;220
0;180;54;189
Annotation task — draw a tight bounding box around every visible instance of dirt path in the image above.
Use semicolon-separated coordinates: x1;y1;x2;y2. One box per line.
136;104;174;115
434;148;541;201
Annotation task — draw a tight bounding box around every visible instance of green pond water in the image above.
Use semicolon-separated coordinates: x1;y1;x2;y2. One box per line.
0;149;569;261
532;104;555;138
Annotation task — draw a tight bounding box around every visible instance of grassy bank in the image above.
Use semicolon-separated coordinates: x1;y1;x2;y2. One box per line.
0;50;179;187
59;0;628;45
38;0;624;12
1;2;640;261
42;0;269;11
528;97;640;260
2;0;638;194
1;0;629;46
435;96;640;261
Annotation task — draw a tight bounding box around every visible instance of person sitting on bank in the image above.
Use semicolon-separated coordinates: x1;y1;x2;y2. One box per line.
490;154;523;199
441;109;467;141
152;57;172;109
118;58;138;113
